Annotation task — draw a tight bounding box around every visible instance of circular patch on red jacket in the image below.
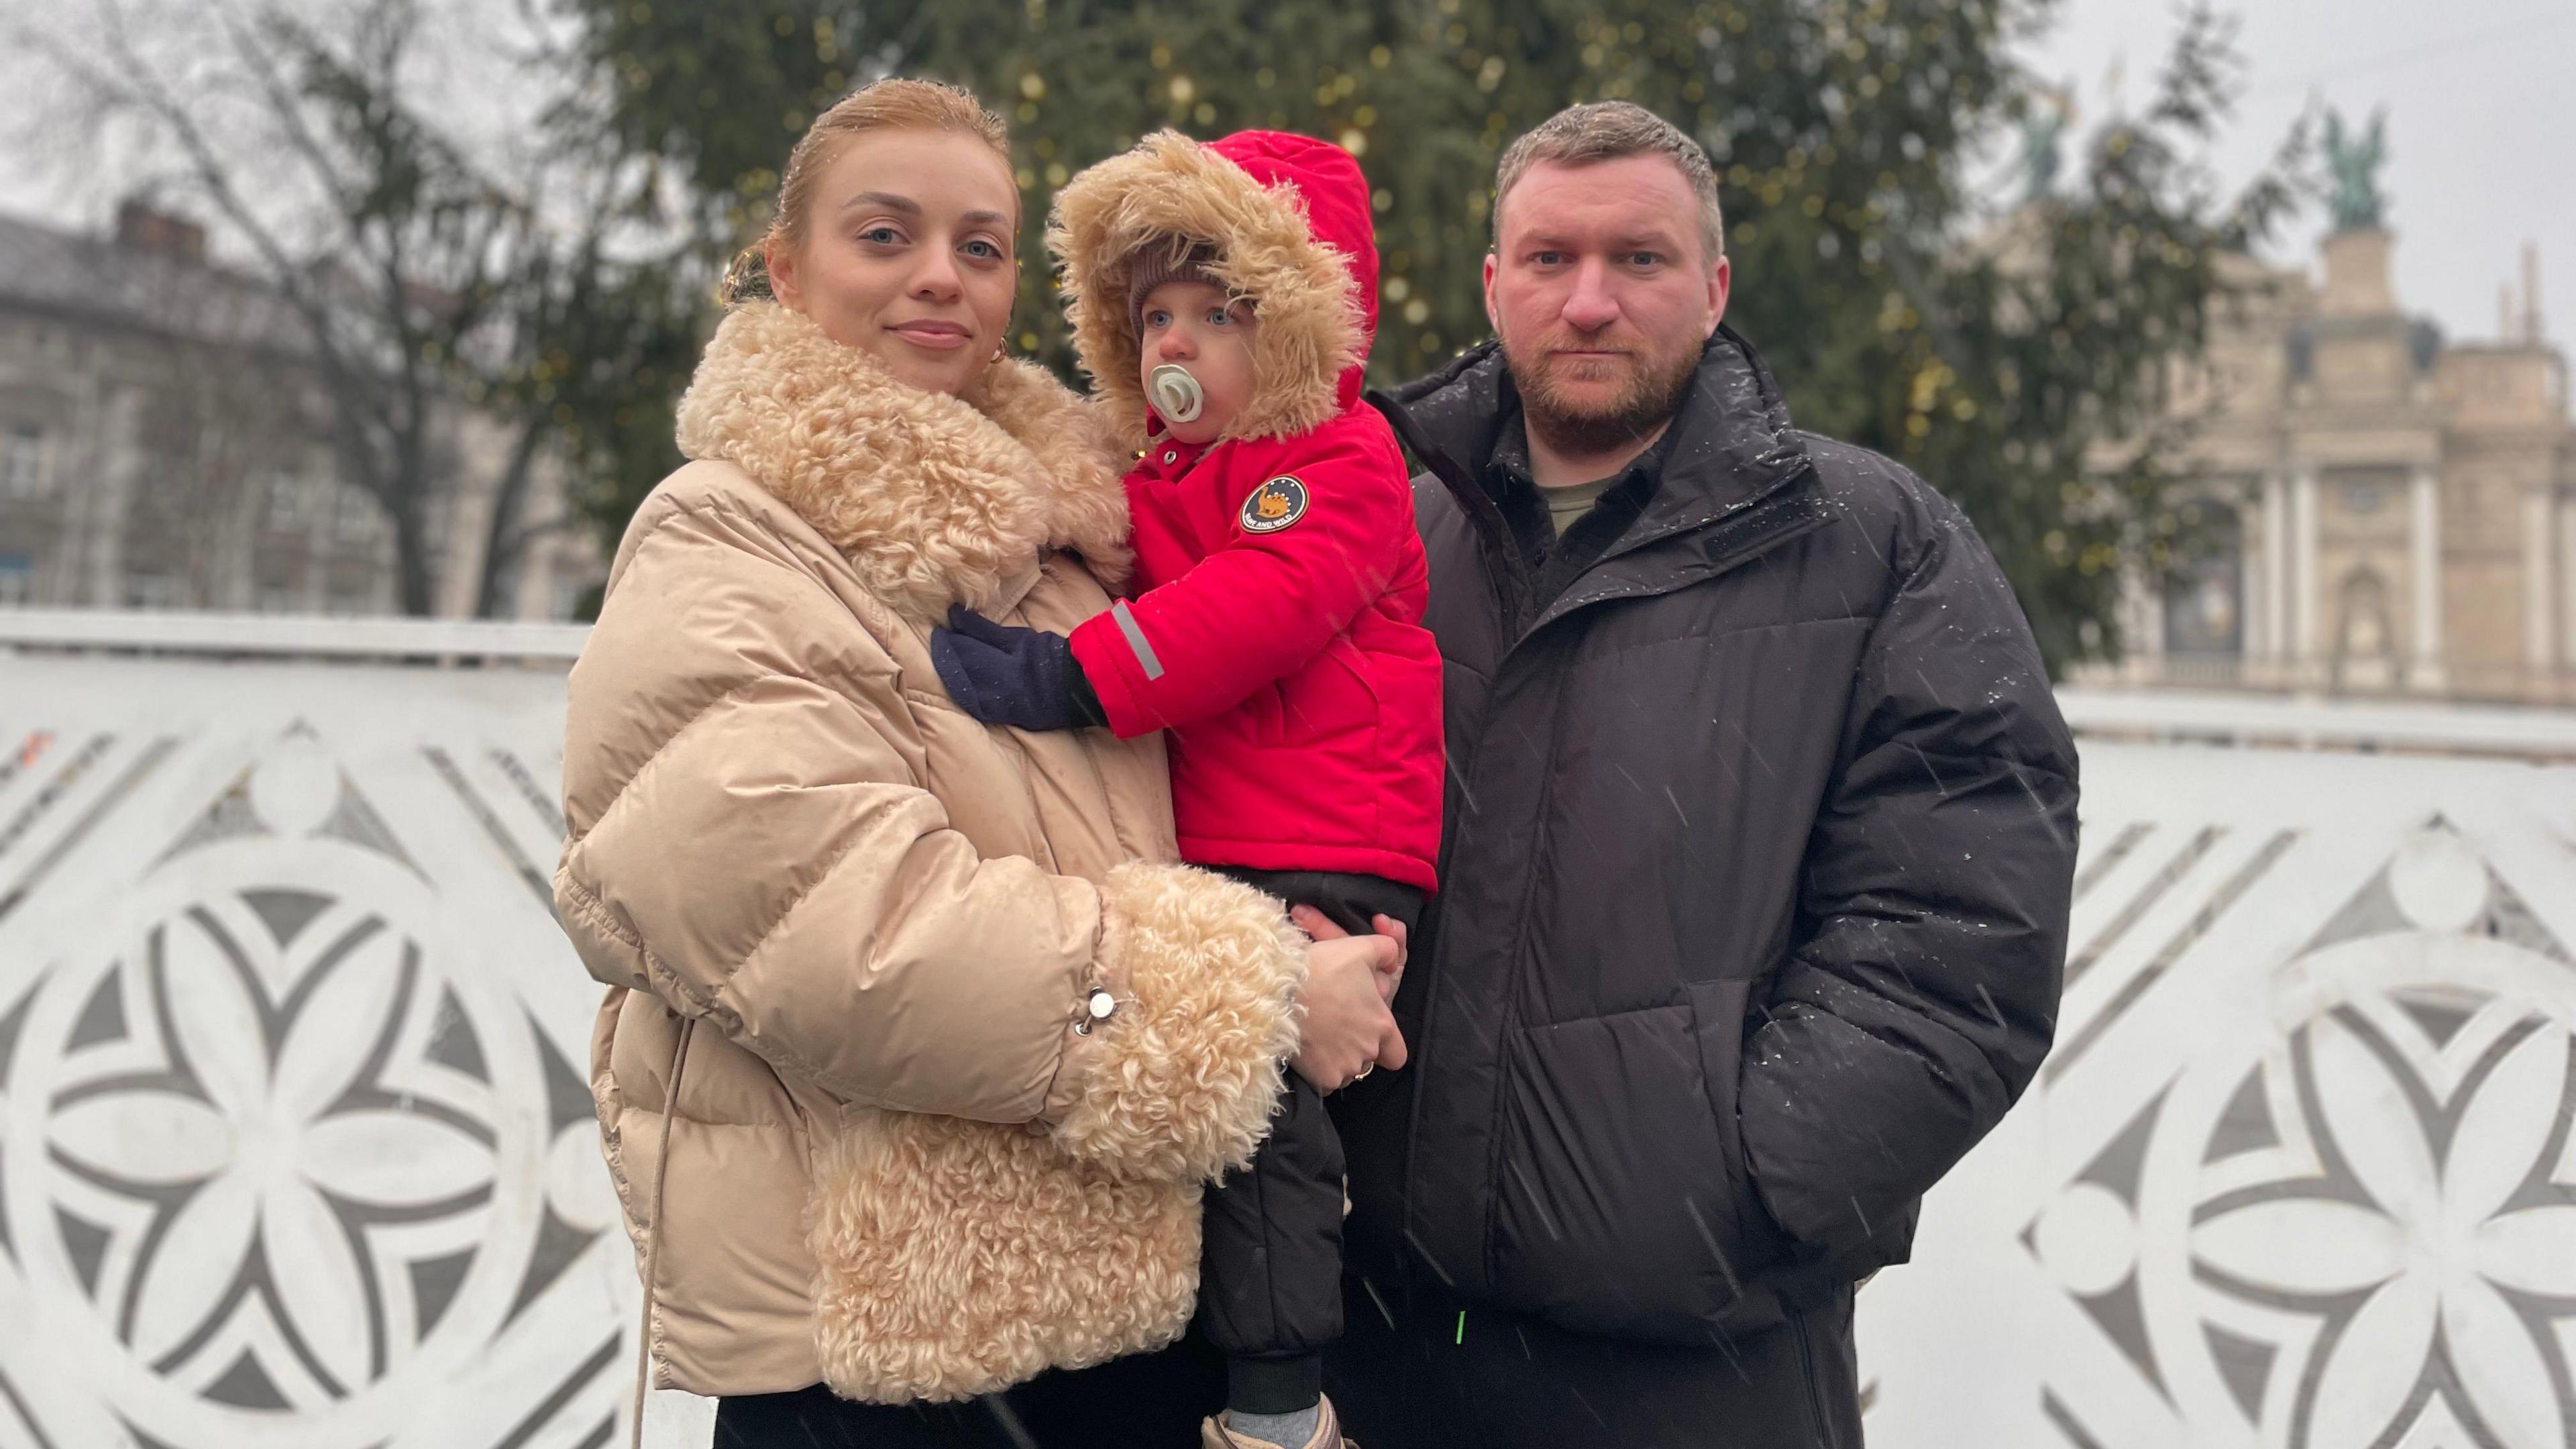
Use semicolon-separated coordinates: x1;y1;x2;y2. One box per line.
1240;476;1309;534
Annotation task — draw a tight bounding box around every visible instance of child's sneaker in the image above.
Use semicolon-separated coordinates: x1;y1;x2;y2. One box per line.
1200;1393;1354;1449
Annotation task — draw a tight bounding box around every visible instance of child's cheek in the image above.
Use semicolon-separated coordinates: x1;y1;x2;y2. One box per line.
1208;335;1259;417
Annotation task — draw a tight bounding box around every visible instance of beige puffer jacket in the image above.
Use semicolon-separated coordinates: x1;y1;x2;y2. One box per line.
554;302;1305;1405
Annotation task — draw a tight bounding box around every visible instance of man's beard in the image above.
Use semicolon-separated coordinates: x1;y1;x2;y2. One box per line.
1503;331;1701;460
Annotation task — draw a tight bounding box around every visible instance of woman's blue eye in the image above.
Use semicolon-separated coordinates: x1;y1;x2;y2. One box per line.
964;239;1002;260
861;227;902;245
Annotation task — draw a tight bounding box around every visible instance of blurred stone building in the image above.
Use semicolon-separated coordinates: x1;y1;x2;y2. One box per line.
0;203;602;619
2096;225;2575;704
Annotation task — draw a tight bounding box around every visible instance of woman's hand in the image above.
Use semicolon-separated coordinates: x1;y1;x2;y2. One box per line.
1288;908;1409;1093
1290;907;1406;1002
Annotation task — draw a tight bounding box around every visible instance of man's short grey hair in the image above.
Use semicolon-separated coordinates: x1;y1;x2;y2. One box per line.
1492;101;1727;262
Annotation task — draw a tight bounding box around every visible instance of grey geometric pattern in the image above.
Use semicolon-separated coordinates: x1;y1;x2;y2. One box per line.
17;655;2575;1449
2;662;633;1448
1862;744;2576;1448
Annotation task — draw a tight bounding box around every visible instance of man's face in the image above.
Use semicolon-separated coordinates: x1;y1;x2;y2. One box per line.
1484;155;1730;457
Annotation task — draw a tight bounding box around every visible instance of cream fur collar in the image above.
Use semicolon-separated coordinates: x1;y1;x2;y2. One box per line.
674;301;1131;625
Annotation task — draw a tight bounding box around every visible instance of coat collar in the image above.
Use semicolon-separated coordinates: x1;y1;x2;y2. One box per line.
1133;430;1212;482
674;301;1131;625
1374;324;1815;564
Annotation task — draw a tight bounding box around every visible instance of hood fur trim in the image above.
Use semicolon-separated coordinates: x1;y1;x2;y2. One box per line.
674;302;1130;623
1048;131;1364;450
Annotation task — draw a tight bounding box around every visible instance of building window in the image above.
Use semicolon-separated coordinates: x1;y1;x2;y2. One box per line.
0;422;51;500
2163;503;2245;657
332;484;379;543
552;577;592;623
2335;570;2395;658
124;574;178;610
423;496;451;555
264;468;315;530
2332;568;2398;691
0;552;32;606
324;574;376;616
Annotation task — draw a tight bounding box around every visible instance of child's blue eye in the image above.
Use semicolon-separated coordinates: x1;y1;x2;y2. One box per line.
1207;307;1233;326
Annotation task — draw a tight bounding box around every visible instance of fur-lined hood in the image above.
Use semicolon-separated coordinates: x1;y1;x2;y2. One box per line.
1048;130;1378;451
674;300;1131;625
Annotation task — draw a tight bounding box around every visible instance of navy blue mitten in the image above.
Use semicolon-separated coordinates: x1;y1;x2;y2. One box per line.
930;606;1109;731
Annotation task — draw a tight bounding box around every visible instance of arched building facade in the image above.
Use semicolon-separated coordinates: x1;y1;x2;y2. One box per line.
2093;228;2575;704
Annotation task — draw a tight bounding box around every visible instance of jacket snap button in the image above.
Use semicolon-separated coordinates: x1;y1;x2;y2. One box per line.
1087;989;1117;1022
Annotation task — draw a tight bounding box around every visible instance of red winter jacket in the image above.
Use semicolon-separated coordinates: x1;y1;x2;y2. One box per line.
1052;130;1442;892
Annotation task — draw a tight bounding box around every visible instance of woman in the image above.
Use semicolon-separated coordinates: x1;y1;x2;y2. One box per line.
551;80;1405;1446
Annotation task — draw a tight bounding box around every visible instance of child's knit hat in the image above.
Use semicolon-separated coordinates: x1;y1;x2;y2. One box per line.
1126;241;1221;333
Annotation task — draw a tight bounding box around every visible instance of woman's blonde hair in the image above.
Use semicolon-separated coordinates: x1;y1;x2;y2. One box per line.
726;78;1014;303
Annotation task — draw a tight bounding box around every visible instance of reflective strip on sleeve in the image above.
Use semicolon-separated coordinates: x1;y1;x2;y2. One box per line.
1110;599;1165;681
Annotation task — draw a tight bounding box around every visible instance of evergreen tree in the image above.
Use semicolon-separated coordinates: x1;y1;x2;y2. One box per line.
558;0;2302;666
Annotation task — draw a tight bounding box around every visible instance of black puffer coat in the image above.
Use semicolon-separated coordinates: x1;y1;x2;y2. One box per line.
1336;329;2079;1344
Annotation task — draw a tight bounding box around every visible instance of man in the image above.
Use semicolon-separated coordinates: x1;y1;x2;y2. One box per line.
1322;103;2080;1448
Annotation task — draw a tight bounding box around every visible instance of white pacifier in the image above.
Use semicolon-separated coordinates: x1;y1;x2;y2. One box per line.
1148;364;1205;424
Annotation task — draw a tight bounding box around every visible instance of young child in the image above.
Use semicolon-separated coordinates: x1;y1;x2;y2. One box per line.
930;130;1441;1449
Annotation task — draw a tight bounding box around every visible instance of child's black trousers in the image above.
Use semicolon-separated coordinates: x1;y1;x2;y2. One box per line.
1200;867;1426;1413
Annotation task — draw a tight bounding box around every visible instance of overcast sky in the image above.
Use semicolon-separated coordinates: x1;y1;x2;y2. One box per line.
2026;0;2576;353
5;1;2569;358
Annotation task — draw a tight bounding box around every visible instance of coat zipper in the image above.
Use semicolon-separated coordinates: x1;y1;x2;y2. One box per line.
1396;556;1509;1291
1790;1307;1832;1442
1474;636;1577;1285
1377;378;1837;1301
1456;473;1831;1297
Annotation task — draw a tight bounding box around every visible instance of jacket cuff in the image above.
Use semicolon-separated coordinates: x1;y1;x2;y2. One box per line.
1067;612;1159;738
1049;862;1305;1182
1063;639;1111;729
808;1108;1201;1403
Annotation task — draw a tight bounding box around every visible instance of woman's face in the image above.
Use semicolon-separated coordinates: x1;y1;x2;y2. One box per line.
767;129;1020;396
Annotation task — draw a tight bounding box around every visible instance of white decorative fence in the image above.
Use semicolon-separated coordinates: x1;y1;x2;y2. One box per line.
0;616;663;1449
1;614;2571;1449
1860;737;2576;1449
